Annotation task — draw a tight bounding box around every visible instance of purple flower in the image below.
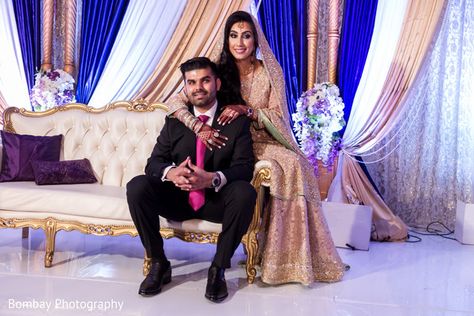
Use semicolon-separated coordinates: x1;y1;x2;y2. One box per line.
63;89;74;98
47;70;60;81
316;99;329;110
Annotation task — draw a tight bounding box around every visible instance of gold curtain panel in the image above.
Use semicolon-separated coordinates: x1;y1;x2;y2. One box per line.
134;0;251;102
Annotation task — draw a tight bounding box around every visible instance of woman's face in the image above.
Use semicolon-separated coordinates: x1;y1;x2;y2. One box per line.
228;21;255;62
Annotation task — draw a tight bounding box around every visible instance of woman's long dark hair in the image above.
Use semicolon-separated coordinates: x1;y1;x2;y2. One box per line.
217;11;259;106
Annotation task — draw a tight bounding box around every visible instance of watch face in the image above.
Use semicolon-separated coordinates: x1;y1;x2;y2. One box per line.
212;174;221;187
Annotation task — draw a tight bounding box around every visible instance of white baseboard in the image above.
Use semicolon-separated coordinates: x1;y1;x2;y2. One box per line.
455;201;474;245
322;201;373;251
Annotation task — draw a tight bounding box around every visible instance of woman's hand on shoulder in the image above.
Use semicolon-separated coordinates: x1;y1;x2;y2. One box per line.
218;105;249;125
197;124;228;150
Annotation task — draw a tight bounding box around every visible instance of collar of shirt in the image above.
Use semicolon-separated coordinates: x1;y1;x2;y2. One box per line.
193;101;218;126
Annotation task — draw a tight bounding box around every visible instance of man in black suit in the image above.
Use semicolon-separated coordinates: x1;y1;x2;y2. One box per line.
126;57;256;303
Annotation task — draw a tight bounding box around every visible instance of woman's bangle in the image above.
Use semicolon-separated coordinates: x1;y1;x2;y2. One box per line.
192;120;204;134
175;108;202;133
246;107;254;118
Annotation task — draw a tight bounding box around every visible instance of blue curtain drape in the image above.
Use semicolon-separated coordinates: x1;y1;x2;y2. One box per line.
76;0;130;103
337;0;378;135
12;0;41;91
257;0;306;127
337;0;380;193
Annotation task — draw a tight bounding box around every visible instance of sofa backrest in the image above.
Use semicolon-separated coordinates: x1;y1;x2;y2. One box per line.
2;100;168;187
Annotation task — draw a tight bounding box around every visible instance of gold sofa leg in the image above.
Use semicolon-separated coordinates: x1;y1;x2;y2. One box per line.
243;185;266;284
243;231;258;284
44;219;57;268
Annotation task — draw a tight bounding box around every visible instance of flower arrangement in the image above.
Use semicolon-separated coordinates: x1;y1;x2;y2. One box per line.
29;69;76;111
292;82;345;174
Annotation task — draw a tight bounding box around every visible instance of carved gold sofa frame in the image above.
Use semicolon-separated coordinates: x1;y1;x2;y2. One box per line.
0;100;271;283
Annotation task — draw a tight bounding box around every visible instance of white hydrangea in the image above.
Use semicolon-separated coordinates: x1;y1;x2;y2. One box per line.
30;69;76;112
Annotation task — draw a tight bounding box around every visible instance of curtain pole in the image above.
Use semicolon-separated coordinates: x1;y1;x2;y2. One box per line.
307;0;319;89
41;0;54;71
328;0;341;84
63;0;77;74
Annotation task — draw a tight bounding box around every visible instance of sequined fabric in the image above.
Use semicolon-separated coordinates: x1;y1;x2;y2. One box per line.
366;0;474;229
243;64;344;285
246;16;344;284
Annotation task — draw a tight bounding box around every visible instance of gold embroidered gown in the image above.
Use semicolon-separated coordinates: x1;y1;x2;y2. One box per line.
238;63;345;285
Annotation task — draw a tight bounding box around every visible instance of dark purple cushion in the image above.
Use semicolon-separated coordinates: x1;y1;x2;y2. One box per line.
0;131;62;182
31;159;97;185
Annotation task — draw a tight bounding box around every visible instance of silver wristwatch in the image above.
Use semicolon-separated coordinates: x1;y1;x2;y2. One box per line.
211;172;222;188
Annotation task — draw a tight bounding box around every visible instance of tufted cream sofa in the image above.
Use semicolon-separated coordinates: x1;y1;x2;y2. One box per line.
0;100;270;283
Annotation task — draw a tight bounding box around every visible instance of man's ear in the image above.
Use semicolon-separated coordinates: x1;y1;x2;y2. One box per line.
182;80;189;97
216;78;222;91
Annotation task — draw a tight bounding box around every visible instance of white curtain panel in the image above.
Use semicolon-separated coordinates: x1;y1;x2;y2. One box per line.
366;0;474;228
327;0;409;202
88;0;187;108
342;0;409;152
0;0;31;109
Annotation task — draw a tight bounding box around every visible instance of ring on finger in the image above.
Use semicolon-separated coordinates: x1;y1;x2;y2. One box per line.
213;131;220;138
207;139;214;145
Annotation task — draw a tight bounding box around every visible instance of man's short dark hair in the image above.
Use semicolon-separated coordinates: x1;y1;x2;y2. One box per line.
179;57;219;78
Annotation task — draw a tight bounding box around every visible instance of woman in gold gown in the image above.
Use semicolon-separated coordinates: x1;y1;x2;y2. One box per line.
167;11;345;285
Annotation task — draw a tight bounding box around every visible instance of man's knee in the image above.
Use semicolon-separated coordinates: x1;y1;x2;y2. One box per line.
126;175;152;202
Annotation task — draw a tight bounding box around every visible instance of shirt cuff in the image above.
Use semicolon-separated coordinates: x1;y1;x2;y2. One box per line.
161;164;176;182
214;171;227;192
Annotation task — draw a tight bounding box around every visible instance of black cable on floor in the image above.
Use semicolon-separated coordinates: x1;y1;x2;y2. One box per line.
408;221;457;241
405;233;422;243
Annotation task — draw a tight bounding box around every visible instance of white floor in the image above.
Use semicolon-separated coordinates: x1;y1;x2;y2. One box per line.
0;228;473;316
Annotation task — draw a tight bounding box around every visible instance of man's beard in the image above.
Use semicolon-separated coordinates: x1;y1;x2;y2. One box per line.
191;89;215;108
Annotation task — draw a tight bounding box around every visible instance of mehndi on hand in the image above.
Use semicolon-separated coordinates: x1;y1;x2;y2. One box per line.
197;124;228;150
217;105;249;125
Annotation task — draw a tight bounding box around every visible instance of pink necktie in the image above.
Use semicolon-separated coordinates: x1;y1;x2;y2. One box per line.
188;115;209;211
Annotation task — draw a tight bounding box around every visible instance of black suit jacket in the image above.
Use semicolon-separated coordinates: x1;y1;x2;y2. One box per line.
145;105;255;184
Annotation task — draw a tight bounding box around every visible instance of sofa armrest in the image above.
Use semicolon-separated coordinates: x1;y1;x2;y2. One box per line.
253;160;271;188
251;160;271;221
239;160;271;283
249;160;271;232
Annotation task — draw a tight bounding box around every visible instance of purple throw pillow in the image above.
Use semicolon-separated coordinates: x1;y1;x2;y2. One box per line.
31;159;97;185
0;131;62;182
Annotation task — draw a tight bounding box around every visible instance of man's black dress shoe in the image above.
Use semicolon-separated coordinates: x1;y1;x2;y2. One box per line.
205;265;228;303
138;260;171;297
